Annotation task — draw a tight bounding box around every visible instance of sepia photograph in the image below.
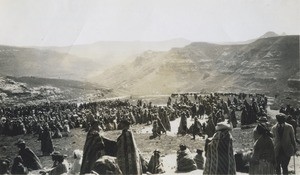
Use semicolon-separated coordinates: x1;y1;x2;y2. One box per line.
0;0;299;174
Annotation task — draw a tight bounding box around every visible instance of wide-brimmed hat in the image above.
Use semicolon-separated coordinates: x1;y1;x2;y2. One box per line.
215;121;232;131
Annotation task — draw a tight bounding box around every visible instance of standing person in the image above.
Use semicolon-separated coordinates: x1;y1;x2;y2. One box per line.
40;124;54;156
178;113;188;135
15;139;43;171
271;114;297;175
80;121;105;174
160;109;171;131
253;116;269;142
116;119;142;175
151;120;161;139
205;116;215;138
249;124;275;174
286;115;298;141
192;117;203;140
204;121;236;175
229;106;237;128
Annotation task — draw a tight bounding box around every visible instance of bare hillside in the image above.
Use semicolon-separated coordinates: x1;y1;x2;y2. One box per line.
0;45;98;80
90;35;299;96
0;76;113;105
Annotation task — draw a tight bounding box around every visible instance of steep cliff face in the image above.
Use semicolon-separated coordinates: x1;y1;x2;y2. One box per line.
91;35;299;95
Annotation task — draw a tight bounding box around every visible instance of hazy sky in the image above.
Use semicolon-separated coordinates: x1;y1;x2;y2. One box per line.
0;0;299;46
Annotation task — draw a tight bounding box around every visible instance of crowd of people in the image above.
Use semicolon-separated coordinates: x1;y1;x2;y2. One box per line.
0;92;299;174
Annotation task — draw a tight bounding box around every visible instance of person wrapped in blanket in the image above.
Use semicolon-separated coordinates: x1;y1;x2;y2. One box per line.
194;149;204;169
176;144;197;172
249;123;275;175
148;149;165;174
15;139;43;171
40;151;69;175
116;119;143;175
204;121;236;175
151;118;166;139
80;120;105;174
11;156;28;174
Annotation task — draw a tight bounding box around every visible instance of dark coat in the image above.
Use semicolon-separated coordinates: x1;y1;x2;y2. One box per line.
19;148;42;170
41;129;54;154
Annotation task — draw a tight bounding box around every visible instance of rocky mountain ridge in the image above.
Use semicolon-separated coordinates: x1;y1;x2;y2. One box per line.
91;35;299;96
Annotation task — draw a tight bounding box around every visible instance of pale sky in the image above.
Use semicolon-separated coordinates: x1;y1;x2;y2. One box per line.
0;0;299;46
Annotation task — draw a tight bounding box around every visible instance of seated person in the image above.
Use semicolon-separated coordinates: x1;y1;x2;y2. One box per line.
40;151;69;175
194;149;204;169
11;156;29;174
148;149;165;174
15;139;43;171
0;159;10;175
176;144;197;172
52;127;63;139
91;156;122;175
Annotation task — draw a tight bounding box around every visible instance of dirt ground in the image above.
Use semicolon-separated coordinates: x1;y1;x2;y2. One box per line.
1;115;300;175
1;94;300;174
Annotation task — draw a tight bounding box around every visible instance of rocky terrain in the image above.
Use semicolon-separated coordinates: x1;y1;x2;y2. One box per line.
0;33;298;107
91;35;299;101
0;76;113;106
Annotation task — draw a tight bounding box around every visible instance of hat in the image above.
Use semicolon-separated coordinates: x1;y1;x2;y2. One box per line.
51;151;62;156
51;151;67;159
154;149;161;154
196;149;203;154
215;121;232;131
179;144;187;150
258;116;268;123
15;139;25;146
276;114;286;122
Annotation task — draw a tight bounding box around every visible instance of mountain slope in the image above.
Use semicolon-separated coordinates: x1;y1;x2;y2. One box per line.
0;76;113;105
0;45;99;80
0;39;191;81
90;35;299;95
46;39;191;74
